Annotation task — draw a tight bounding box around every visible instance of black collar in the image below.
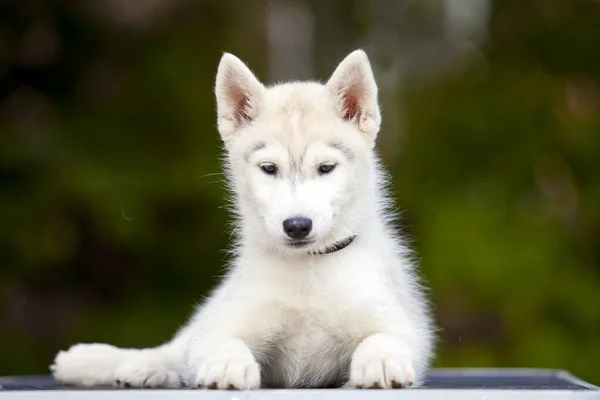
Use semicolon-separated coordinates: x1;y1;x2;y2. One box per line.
312;235;357;255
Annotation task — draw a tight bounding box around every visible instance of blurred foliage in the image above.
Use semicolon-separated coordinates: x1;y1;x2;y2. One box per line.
0;0;599;385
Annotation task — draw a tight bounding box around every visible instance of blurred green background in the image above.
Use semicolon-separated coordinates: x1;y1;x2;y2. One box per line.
1;0;599;385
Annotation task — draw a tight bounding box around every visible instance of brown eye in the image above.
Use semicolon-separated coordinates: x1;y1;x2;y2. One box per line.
260;163;277;176
318;163;336;175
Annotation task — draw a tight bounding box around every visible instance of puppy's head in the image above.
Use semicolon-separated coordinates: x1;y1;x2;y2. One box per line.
215;50;381;254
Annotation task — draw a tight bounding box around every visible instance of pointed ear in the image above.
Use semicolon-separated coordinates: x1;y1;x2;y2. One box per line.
326;50;381;140
215;53;265;143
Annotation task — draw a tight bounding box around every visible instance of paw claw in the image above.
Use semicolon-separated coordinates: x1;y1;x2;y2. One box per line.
391;378;413;389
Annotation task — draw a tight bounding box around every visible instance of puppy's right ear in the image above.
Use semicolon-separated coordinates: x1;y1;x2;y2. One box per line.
215;53;265;144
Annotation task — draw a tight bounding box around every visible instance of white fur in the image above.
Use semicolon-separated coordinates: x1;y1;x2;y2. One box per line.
51;50;435;390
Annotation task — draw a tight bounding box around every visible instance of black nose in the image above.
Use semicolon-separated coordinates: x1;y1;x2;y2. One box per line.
283;217;312;239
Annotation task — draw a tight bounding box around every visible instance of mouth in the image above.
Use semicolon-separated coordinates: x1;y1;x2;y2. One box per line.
286;239;316;248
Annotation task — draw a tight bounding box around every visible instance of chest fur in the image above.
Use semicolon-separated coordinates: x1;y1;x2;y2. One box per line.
233;253;395;386
257;280;382;387
260;298;360;387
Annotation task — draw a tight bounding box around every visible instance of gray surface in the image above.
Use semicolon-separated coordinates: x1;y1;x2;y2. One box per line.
1;369;598;391
1;389;600;400
0;369;598;399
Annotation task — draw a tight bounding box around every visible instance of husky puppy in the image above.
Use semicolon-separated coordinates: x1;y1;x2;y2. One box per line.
51;50;435;390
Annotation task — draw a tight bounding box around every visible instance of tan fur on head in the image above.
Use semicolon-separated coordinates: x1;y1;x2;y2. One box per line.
215;53;265;143
215;50;381;147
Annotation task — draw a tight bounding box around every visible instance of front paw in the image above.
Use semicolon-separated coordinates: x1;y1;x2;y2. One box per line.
195;355;260;390
350;357;415;389
349;334;415;389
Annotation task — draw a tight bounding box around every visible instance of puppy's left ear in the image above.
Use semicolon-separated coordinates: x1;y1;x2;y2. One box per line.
326;50;381;141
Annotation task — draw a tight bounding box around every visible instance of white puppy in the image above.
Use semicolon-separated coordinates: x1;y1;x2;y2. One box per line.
51;50;435;390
